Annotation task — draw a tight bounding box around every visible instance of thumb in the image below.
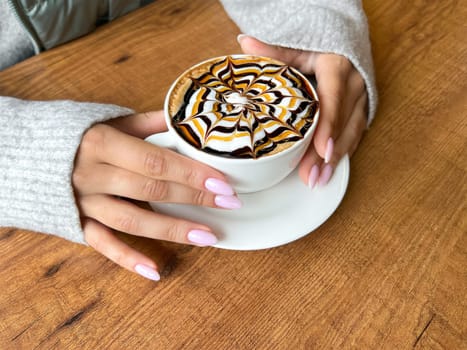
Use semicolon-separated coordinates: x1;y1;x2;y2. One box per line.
237;34;284;58
106;110;168;139
237;34;312;72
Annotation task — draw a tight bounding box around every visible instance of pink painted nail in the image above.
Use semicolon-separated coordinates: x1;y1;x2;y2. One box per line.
187;229;218;246
308;164;320;189
319;164;334;186
134;264;160;281
324;137;334;164
215;195;243;209
237;34;248;44
205;178;235;196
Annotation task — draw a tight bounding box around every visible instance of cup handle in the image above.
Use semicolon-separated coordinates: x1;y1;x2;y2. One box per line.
145;131;177;150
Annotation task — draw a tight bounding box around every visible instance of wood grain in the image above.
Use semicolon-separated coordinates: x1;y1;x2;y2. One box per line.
0;0;466;349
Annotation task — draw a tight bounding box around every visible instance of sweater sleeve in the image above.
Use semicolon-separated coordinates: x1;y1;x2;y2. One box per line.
0;1;35;71
220;0;378;124
0;97;133;244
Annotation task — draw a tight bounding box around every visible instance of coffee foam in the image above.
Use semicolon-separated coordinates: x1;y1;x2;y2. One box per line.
169;56;318;159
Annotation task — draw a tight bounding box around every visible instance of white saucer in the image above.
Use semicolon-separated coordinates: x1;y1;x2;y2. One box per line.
149;154;349;251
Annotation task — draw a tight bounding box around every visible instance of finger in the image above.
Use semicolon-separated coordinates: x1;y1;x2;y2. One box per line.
237;35;316;73
339;70;366;128
80;194;218;246
106;110;167;139
81;124;233;194
297;145;323;189
83;218;160;281
74;163;240;209
317;93;367;186
315;71;365;165
312;55;354;158
344;69;366;113
329;93;368;166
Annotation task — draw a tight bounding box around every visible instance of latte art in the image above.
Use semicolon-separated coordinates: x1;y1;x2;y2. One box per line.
170;56;319;159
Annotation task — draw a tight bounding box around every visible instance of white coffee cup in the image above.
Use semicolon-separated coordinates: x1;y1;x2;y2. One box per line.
146;55;320;193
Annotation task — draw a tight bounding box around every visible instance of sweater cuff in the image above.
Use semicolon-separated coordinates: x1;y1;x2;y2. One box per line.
220;0;378;125
0;97;134;244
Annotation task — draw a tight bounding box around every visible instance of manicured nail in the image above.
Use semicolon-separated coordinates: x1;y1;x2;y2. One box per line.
324;137;334;164
134;264;160;281
215;195;243;209
308;164;320;189
205;178;235;196
187;229;218;246
319;164;334;186
237;34;248;44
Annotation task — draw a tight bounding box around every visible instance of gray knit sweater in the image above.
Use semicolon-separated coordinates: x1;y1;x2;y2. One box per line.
0;0;377;244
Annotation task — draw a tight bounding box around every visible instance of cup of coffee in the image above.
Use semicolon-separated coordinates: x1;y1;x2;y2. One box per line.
147;55;319;193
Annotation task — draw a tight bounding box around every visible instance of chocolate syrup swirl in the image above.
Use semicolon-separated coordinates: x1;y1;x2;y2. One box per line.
172;56;318;159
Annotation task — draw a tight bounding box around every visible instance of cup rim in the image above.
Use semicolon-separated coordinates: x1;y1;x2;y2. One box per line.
164;54;320;164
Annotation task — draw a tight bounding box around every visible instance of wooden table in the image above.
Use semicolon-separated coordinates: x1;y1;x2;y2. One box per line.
0;1;465;348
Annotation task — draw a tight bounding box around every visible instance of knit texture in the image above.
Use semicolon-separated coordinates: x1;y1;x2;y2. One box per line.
0;97;133;243
220;0;378;124
0;1;35;70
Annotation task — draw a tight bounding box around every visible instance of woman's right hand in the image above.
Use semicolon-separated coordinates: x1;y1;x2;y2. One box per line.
72;110;241;281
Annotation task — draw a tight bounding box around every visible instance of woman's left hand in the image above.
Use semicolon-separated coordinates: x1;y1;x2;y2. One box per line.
238;35;368;187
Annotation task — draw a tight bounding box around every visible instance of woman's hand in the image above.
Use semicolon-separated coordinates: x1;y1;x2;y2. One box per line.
73;111;241;281
238;35;368;187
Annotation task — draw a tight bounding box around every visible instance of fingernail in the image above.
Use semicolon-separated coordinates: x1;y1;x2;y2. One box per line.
134;264;160;281
205;178;235;196
319;164;334;186
187;229;218;246
215;195;243;209
308;164;320;189
237;34;248;44
324;137;334;164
